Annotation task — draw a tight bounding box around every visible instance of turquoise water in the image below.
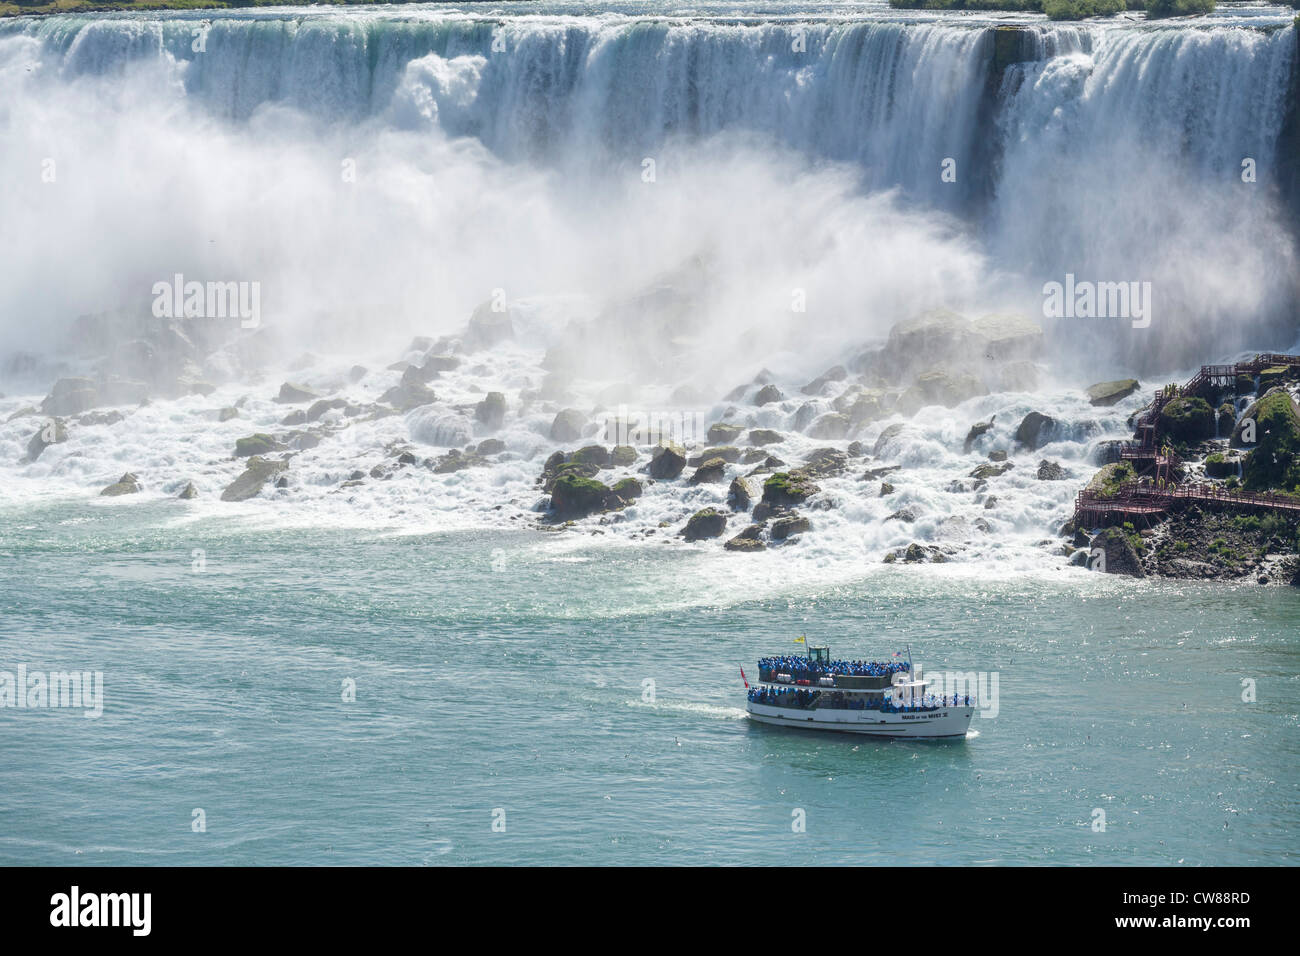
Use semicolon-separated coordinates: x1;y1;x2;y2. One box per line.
2;501;1296;865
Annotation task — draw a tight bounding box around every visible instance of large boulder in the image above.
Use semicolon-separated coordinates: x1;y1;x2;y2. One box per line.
648;440;687;479
771;514;810;540
550;408;586;443
1158;396;1216;444
1085;379;1140;407
747;428;784;446
754;384;783;406
1090;527;1146;578
761;472;820;508
379;382;438;411
221;456;288;501
682;507;728;541
963;416;995;454
800;365;848;396
549;474;621;518
807;412;851;439
1014;411;1059;451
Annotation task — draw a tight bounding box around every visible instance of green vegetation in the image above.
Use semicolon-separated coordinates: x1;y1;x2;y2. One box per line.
1158;395;1216;445
1241;390;1300;493
1091;461;1136;499
1041;0;1124;18
1;0;419;17
1142;0;1214;16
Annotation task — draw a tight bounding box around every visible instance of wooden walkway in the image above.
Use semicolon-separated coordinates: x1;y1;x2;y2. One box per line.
1074;481;1300;528
1071;353;1300;528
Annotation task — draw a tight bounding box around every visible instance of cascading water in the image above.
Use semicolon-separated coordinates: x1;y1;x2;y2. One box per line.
0;5;1297;555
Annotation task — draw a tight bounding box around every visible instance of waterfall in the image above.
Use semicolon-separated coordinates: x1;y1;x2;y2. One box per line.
0;9;1297;373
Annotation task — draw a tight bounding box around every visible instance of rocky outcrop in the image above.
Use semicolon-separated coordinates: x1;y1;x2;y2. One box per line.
1036;460;1067;481
707;423;744;444
177;481;199;499
754;384;782;406
1090;527;1146;578
771;515;810;540
1241;388;1300;492
221;456;288;502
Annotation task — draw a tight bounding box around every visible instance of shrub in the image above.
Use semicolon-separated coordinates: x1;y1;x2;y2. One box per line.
1144;0;1214;15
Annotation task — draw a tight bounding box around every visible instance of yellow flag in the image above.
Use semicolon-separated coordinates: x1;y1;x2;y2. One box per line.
794;635;806;644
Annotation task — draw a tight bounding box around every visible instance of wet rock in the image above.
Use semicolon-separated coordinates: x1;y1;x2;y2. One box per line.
807;412;851;440
235;433;285;458
1086;379;1140;407
707;422;744;445
475;439;506;457
463;301;514;351
872;423;906;458
349;365;368;383
221;456;288;502
846;441;866;458
970;461;1014;480
99;377;149;407
771;515;810;540
761;472;820;508
648;440;687;479
41;378;98;417
682;507;728;541
275;382;320;404
800;365;848;395
379;382;438;411
611;445;637;467
1090;527;1146;578
880;482;895;496
218;406;239;422
25;418;68;461
689;446;741;465
550;474;622;518
728;476;755;511
1036;460;1068;481
280;410;308;426
551;408;586;443
754;384;783;406
611;477;643;501
76;410;124;427
1014;411;1059;451
963;416;995;454
1158;395;1216;444
800;448;848;479
177;481;199;499
886;508;916;523
863;465;901;481
99;472;140;497
571;445;612;468
724;534;766;552
987;450;1008;462
689;457;728;484
475;391;507;430
895;369;986;415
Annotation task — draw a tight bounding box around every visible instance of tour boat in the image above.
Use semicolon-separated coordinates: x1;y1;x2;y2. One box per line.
743;644;974;739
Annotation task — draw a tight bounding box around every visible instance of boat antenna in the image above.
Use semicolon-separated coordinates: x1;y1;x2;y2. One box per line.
906;644;913;674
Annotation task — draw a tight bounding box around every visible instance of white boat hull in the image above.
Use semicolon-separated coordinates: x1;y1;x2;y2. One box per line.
746;701;974;739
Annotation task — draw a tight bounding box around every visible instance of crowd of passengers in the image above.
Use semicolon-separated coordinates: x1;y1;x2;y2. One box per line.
757;656;911;678
748;687;972;711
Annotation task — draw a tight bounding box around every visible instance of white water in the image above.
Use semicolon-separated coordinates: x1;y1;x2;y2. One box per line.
0;5;1297;575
